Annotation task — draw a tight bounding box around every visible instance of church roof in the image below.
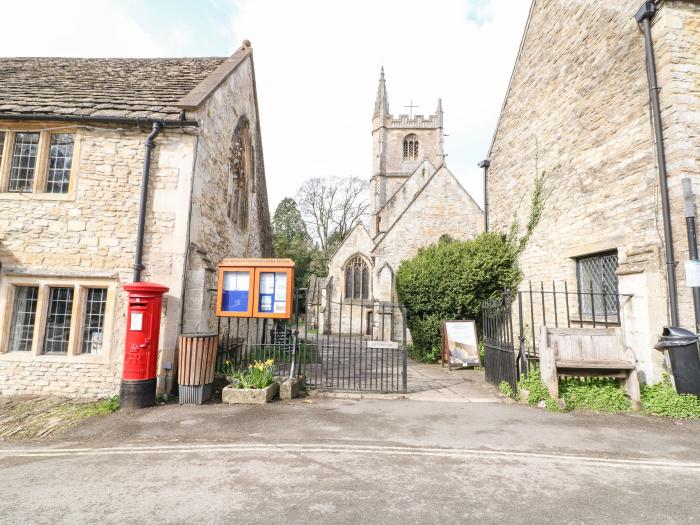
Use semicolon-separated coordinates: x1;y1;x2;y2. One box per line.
0;55;234;120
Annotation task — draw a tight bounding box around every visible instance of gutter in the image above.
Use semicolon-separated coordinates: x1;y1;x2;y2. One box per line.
635;1;680;326
133;122;162;282
0;113;198;128
478;159;490;232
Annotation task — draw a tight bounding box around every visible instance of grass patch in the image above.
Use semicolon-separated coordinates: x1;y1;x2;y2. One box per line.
0;395;119;440
518;367;700;418
407;343;441;363
560;378;631;413
641;377;700;419
498;381;515;398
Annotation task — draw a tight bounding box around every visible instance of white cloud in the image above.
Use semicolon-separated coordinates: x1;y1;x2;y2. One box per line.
0;0;163;57
229;0;531;209
0;0;531;211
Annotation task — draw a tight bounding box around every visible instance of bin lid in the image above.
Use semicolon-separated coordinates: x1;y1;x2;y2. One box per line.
654;326;698;350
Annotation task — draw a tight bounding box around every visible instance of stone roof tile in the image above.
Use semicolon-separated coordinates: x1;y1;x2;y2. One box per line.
0;57;227;119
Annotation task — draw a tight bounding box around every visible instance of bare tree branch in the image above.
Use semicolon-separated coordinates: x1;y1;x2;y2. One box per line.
296;176;369;273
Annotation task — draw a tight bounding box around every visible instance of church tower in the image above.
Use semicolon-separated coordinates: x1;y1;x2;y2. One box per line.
369;67;444;237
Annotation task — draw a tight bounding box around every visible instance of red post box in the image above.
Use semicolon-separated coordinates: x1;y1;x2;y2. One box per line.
120;282;169;409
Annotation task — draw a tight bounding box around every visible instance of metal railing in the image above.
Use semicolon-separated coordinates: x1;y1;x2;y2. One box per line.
482;281;633;388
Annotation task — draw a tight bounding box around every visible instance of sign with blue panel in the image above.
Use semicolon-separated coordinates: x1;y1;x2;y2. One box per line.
257;272;288;314
217;258;295;319
221;271;250;313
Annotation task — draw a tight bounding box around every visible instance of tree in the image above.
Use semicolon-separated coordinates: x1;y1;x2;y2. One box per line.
296;176;369;274
395;233;521;361
271;198;315;288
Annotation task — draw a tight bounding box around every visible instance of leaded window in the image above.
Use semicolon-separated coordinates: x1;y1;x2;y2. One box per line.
228;119;252;227
344;256;370;299
43;287;74;354
577;251;619;317
8;286;39;352
8;132;40;192
81;288;107;354
403;134;419;161
45;133;74;194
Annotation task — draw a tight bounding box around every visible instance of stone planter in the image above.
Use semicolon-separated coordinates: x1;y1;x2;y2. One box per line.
222;382;279;404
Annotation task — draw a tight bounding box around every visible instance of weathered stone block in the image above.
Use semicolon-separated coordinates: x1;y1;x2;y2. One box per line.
222;382;279;404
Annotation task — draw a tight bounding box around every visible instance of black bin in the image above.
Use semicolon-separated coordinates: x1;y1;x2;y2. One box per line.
654;327;700;396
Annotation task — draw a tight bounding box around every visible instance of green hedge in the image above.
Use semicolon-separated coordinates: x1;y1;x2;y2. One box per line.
395;233;521;361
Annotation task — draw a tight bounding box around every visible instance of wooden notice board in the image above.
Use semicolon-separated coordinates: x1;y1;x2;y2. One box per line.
216;258;295;319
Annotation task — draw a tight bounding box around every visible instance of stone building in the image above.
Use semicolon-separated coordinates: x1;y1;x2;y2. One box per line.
320;69;483;339
0;42;272;398
484;0;700;383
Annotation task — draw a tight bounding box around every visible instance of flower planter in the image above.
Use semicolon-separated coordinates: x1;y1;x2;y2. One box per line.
222;382;279;404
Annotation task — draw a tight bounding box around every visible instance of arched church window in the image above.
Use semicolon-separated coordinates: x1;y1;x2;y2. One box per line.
403;134;419;161
227;118;253;227
344;256;370;299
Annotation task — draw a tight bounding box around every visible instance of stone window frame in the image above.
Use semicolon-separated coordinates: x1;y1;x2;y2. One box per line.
0;124;81;200
0;275;117;364
343;254;371;301
227;117;253;228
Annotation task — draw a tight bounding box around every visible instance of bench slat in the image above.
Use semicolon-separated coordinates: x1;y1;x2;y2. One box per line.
555;359;635;369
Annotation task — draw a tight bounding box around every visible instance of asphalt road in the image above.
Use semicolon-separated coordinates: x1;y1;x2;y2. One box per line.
2;397;700;524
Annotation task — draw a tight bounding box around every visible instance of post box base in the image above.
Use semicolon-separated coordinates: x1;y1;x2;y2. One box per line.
119;378;156;409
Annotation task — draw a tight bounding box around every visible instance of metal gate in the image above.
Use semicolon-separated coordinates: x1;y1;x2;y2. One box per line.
216;289;408;393
482;292;518;392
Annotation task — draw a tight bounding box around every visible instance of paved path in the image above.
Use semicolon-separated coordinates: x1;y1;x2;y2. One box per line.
2;396;700;524
405;361;503;402
311;361;505;403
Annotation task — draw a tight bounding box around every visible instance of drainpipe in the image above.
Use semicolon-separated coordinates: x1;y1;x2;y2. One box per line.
478;159;490;232
682;178;700;333
635;1;680;326
133;122;162;282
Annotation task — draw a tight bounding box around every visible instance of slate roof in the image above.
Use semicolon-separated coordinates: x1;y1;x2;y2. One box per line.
0;57;227;120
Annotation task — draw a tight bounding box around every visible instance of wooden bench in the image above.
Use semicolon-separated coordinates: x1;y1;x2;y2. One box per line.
539;326;641;410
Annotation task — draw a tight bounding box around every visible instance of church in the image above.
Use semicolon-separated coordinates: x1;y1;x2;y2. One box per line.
317;68;484;340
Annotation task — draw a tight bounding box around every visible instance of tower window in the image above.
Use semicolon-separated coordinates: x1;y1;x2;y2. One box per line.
403;134;419;161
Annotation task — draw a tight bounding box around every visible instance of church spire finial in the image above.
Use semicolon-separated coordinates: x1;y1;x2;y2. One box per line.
436;97;444;127
373;66;389;119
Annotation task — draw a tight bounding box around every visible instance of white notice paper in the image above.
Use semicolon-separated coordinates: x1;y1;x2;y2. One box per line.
130;312;143;331
686;260;700;287
260;273;275;294
274;272;287;302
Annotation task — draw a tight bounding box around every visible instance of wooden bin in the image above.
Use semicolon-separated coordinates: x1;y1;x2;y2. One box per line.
178;333;218;405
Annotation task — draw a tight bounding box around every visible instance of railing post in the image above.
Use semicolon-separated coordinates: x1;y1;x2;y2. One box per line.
518;291;527;378
401;306;408;393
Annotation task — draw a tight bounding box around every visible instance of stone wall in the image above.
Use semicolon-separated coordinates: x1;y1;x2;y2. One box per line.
372;166;483;299
485;0;700;383
0;124;197;397
184;52;273;334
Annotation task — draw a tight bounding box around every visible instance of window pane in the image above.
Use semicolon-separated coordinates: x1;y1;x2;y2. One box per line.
353;266;361;299
361;267;369;299
8;286;39;352
45;133;74;194
82;288;107;354
8;132;39;193
578;253;619;316
43;287;74;354
345;267;353;299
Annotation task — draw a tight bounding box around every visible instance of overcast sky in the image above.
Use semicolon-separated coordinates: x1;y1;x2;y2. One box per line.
0;0;531;211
